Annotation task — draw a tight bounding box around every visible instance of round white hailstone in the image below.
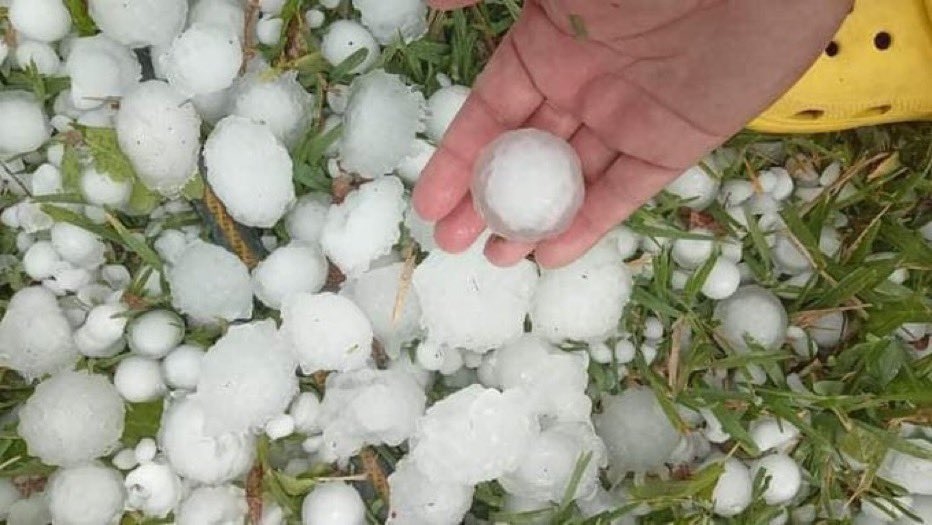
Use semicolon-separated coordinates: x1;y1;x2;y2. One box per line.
316;368;426;461
31;163;63;197
306;9;326;28
665;162;721;209
7;495;52;524
195;320;298;434
0;479;21;521
321;20;380;74
113;356;167;403
48;463;125;525
159;398;255;485
256;16;284;45
163;24;243;97
614;226;640;260
614;339;636;364
134;438;157;464
65;35;142;110
168;241;254;323
353;0;428;44
289;392;322;434
17;370;124;466
23;240;66;280
752;453;802;505
807;311;846;348
80;167;133;207
499;422;607;503
396;138;435;183
700;258;741;300
473;129;584;243
772;234;811;275
643;316;664;340
481;335;590;422
387;457;474;525
770;168;795;200
75;303;128;356
286;193;331;244
15;40;61;75
750;417;800;454
671;229;714;269
281;292;374;373
231;70;314;148
410;385;540;485
88;0;186;47
321;177;406;275
340;70;426;178
265;414;295;440
713;285;788;352
154;230;189;264
711;458;753;517
530;239;632;343
719;179;754;207
414;235;539;353
340;262;422;357
921;221;932;243
0;286;78;380
302;482;365;525
425;85;469;142
878;438;932;495
588;342;611;364
50;222;106;269
204;116;295;227
593;387;680;474
188;0;246;37
161;344;205;390
116;81;202;197
176;485;248;525
252;243;328;309
0;91;51;156
124;462;182;518
127;309;185;358
9;0;71;42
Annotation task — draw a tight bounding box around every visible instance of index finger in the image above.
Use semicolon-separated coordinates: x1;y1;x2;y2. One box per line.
412;34;544;221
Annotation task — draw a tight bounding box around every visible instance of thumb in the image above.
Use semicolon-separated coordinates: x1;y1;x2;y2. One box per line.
429;0;481;9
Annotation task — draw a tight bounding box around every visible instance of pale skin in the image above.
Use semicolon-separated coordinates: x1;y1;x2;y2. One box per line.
413;0;854;267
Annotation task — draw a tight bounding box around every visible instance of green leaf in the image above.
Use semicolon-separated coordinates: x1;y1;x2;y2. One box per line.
122;401;164;446
60;143;83;194
105;214;164;271
126;182;161;216
630;461;724;500
271;470;318;497
181;172;206;201
329;48;371;82
40;204;124;245
82;126;137;183
64;0;98;36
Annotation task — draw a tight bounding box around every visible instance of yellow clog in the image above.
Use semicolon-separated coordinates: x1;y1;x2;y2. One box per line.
749;0;932;134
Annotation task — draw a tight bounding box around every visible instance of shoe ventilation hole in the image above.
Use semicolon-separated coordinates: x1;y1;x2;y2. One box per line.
825;41;840;57
860;105;893;117
793;109;825;120
874;32;892;50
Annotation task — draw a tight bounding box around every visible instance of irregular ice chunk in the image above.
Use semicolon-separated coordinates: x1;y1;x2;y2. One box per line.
163;24;242;97
340;261;422;357
231;70;314;148
48;463;126;525
0;91;51;156
176;485;247;525
593;386;680;475
387;457;474;525
168;241;254;323
65;35;142;110
353;0;428;44
713;285;788;352
124;462;182;518
88;0;188;47
252;242;328;309
0;286;78;380
281;292;374;373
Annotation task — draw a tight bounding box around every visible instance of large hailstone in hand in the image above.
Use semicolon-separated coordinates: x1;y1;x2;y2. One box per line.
409;385;540;485
340;70;425;178
0;286;78;381
17;370;125;466
340;261;422;358
231;70;314;148
168;241;254;323
316;368;426;462
162;24;243;97
281;292;374;373
352;0;428;44
88;0;187;47
195;320;298;435
47;463;126;525
713;285;788;352
593;387;680;475
472;129;584;243
116;81;202;196
205;116;296;227
387;457;474;525
65;35;142;110
321;177;405;276
0;91;51;156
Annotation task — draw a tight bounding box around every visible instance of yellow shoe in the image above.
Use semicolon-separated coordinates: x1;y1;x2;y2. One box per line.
749;0;932;134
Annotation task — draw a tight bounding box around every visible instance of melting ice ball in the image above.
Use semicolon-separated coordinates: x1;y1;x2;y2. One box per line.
472;129;584;243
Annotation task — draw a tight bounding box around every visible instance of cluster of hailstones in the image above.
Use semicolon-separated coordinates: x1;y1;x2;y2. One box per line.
1;0;932;524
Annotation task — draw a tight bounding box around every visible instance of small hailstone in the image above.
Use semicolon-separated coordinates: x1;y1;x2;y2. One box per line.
134;438;157;465
387;457;474;525
819;226;843;257
124;462;182;518
302;435;324;453
196;320;298;435
404;204;438;251
302;482;366;525
114;356;167;403
772;233;813;275
316;368;426;461
161;344;205;390
0;286;79;380
340;70;426;178
321;177;406;275
643;316;664;340
321;20;380;74
415;341;445;371
0;480;21;521
414;235;539;352
18;370;124;466
23;240;67;280
116;81;202;196
289;392;322;434
395;138;435;183
159;398;255;484
594;387;680;474
127;309;184;358
410;385;540;485
340;262;422;357
770;168;795;200
163;24;242;97
65;35;142;110
15;40;61;75
713;285;788;352
0;91;51;156
820;161;842;186
80;166;133;207
154;230;188;264
700;257;741;300
168;241;254;323
353;0;428;44
588;342;612;364
51;222;106;269
265;414;296;440
188;0;246;37
665;162;721;209
9;0;71;42
88;0;187;47
614;226;641;260
260;0;286;15
878;438;932;494
425;85;470;142
252;243;328;309
752;453;802;505
285;193;331;244
640;344;658;364
231;70;314;148
614;339;636;364
112;448;138;471
205;115;295;227
257;16;284;46
176;485;248;525
750;417;800;454
720;179;754;207
671;229;714;269
473;129;584;242
711;458;753;517
807;311;846;348
305;9;326;28
47;463;125;525
281;292;374;373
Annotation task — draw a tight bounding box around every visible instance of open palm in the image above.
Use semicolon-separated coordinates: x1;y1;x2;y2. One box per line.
413;0;852;267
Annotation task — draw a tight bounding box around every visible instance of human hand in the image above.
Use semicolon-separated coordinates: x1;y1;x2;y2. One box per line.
413;0;852;267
